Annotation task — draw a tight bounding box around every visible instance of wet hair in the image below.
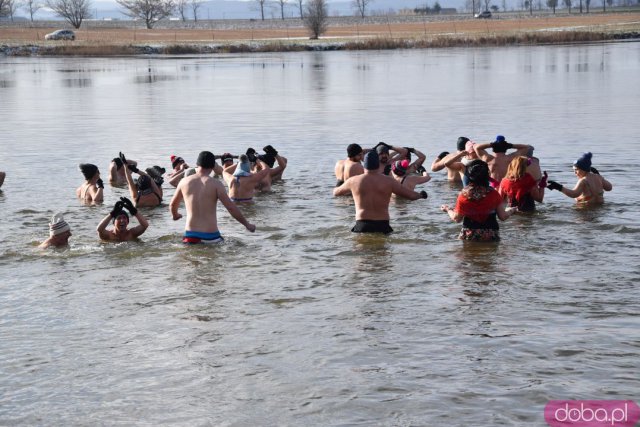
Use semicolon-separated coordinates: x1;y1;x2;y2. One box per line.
347;143;363;158
196;151;216;169
79;163;98;181
504;156;528;181
465;159;490;187
456;137;470;151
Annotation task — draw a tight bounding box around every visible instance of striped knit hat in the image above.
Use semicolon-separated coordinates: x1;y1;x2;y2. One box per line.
49;213;70;236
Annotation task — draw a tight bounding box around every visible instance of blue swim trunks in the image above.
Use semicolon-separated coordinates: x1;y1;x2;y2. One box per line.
183;230;224;244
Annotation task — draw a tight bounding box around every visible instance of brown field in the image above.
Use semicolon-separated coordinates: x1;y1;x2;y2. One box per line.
1;12;639;52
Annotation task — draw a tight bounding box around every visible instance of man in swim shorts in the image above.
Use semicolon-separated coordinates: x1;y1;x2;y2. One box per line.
170;151;256;244
39;213;72;249
97;197;149;242
333;151;428;234
334;143;365;187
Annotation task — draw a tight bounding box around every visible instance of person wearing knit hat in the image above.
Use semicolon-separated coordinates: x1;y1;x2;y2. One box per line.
97;197;149;242
117;152;163;208
76;163;104;204
334;143;365;188
546;152;613;205
431;136;478;183
221;154;272;202
251;146;287;192
372;141;406;176
167;155;190;187
38;213;72;249
333;151;428;234
391;159;432;193
109;155;138;186
471;135;533;186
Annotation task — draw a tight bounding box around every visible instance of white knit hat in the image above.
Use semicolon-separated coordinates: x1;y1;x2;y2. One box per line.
49;213;70;236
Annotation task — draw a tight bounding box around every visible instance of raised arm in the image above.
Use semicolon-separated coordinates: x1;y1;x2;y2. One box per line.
217;185;256;232
473;143;494;162
129;212;149;238
270;155;287;177
123;164;138;201
97;214;113;240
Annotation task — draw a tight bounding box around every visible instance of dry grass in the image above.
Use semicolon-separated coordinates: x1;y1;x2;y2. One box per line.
1;12;639;55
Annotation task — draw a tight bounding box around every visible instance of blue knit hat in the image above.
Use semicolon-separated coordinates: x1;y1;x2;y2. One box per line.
573;152;592;172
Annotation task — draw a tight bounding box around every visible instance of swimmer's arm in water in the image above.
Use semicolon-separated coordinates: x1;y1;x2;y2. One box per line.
391;178;423;200
441;204;462;222
601;175;613;192
270;155;287;177
530;184;545;203
217;185;256;232
333;179;352;197
169;183;184;221
129;212;149;238
497;204;517;221
560;178;586;199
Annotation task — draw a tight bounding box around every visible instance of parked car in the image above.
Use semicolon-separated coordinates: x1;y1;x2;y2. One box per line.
474;10;492;18
44;29;76;41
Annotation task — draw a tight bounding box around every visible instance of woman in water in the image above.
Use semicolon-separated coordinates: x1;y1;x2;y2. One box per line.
547;152;612;205
499;156;547;212
441;159;516;241
76;163;104;204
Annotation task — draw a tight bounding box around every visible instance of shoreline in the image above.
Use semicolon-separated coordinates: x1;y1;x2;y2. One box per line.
2;12;640;56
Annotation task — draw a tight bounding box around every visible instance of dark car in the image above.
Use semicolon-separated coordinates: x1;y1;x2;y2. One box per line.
474;10;492;18
45;29;76;41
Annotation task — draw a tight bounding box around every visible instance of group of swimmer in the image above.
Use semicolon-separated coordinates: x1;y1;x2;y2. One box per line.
38;146;287;248
32;135;613;249
333;136;612;240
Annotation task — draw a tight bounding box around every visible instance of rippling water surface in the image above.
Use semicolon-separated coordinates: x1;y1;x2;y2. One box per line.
1;43;639;426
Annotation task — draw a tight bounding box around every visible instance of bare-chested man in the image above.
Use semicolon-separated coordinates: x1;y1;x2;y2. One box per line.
335;143;365;187
547;152;612;205
109;156;137;186
333;151;428;234
223;154;272;203
76;163;104;204
97;197;148;242
253;146;287;192
170;151;255;244
473;135;531;185
431;137;470;182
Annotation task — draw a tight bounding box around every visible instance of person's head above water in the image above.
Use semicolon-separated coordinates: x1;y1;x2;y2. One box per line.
136;175;152;191
171;155;185;169
79;163;99;181
234;154;252;177
392;159;409;176
491;135;511;153
465;159;490;187
456;136;470;151
347;143;363;159
363;151;380;171
220;153;234;165
49;213;71;238
573;152;593;172
196;151;216;169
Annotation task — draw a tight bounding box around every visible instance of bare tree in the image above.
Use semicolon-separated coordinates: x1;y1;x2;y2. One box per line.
117;0;175;29
176;0;187;20
22;0;44;21
297;0;302;18
502;0;507;10
585;0;590;11
483;0;491;11
190;0;200;21
6;0;18;19
547;0;557;12
255;0;266;20
563;0;571;12
304;0;328;39
352;0;372;18
0;0;9;16
277;0;286;19
46;0;92;28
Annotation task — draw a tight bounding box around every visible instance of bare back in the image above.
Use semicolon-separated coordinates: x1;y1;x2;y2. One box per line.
577;174;607;205
180;174;223;233
349;174;395;220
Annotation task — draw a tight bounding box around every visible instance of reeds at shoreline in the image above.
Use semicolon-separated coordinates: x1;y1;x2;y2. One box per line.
2;30;638;56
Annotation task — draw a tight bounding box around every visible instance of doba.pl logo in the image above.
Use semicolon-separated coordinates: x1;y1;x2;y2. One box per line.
545;400;640;427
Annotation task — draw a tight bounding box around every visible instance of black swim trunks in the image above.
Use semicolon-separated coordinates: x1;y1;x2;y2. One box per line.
351;220;393;234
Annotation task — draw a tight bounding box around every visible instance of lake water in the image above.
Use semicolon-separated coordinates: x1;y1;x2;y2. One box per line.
1;42;639;425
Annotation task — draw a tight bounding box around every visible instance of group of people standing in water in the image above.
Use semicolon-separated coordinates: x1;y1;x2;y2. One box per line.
29;135;613;249
334;136;612;241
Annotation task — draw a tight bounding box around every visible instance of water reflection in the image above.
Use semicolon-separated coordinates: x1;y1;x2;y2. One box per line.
309;52;326;91
62;78;92;88
0;80;16;88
